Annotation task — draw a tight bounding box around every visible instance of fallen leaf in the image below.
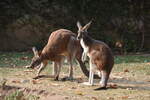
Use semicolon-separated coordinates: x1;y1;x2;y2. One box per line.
12;80;21;83
32;89;38;92
64;96;69;99
38;90;45;95
71;87;77;89
109;83;118;89
124;69;129;72
76;91;84;96
32;80;38;84
50;93;56;96
92;96;98;100
121;96;129;99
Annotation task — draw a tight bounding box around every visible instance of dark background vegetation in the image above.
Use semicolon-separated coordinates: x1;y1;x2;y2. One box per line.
0;0;149;54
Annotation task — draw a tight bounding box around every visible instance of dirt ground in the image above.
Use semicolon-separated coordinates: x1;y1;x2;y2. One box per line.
0;54;150;100
0;65;150;100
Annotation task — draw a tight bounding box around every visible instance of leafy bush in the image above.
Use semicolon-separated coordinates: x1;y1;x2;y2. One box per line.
0;0;147;52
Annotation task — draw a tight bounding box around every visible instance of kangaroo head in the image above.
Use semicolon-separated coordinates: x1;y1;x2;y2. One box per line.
29;47;42;68
77;20;92;40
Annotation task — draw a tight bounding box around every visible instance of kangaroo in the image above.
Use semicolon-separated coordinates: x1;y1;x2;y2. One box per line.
77;21;114;90
27;29;100;80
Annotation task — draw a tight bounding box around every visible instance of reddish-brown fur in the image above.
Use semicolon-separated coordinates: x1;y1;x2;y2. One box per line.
27;29;100;80
40;29;77;61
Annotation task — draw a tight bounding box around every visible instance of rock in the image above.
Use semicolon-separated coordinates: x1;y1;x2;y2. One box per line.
21;79;30;83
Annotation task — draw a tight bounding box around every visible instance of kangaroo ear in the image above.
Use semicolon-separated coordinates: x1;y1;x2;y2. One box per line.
82;20;92;31
77;21;82;30
32;47;39;57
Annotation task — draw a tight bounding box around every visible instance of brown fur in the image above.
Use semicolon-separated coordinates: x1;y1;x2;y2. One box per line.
77;21;114;89
40;29;76;61
28;29;100;80
88;41;114;72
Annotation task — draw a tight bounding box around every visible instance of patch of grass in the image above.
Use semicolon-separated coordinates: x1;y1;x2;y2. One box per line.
0;52;32;67
0;52;150;76
4;90;39;100
113;55;150;75
114;63;150;75
26;94;39;100
115;55;150;64
0;67;26;77
4;90;24;100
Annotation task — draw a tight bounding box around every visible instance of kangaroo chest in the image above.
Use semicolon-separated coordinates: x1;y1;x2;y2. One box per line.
80;39;89;56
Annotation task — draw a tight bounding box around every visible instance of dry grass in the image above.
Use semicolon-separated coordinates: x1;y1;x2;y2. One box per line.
0;52;150;100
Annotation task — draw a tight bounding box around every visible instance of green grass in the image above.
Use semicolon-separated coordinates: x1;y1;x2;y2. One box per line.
0;52;150;75
0;51;150;67
115;55;150;64
0;52;32;67
0;52;150;78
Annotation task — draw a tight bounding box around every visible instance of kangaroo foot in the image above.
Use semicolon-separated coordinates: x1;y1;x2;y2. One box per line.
33;76;40;80
61;76;74;81
94;87;107;91
82;82;93;86
53;76;59;81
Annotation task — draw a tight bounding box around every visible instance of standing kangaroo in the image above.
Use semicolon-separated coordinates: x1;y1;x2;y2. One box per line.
27;29;100;80
77;21;114;90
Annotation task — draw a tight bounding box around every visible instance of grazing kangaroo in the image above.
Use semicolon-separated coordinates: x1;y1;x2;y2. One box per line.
77;21;114;90
27;29;100;80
